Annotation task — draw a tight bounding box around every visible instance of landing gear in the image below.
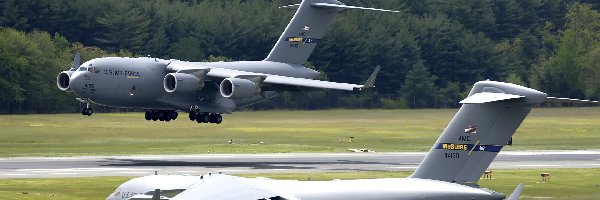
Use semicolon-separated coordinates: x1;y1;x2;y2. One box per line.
209;113;223;124
81;102;92;116
188;112;196;121
81;107;93;116
188;110;222;124
145;110;177;122
145;111;152;120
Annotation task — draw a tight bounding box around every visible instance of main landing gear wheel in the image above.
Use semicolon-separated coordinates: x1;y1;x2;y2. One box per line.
191;112;222;124
209;113;223;124
145;110;177;122
145;111;152;120
195;113;210;123
189;112;196;121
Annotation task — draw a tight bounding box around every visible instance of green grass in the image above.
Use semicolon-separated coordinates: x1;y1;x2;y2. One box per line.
0;169;598;200
0;108;598;157
0;176;132;200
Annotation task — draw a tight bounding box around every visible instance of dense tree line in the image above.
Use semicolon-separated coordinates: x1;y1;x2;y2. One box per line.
0;0;598;113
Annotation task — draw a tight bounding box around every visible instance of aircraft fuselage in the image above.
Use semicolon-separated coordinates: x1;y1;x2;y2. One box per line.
64;57;320;114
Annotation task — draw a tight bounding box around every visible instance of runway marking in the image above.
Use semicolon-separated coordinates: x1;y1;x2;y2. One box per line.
118;172;150;174
4;174;29;176
219;169;244;172
515;164;562;167
17;168;157;173
582;163;600;166
387;167;418;169
272;169;289;171
176;171;202;173
50;173;78;175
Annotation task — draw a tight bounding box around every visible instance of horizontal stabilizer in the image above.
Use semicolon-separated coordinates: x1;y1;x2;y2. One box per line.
460;92;524;104
311;3;401;13
546;97;599;103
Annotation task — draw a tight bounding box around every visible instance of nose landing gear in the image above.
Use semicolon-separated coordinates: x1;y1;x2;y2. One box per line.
81;107;93;116
145;110;178;122
79;100;92;116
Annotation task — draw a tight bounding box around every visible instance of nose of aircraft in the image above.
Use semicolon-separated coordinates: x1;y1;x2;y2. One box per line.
69;71;86;96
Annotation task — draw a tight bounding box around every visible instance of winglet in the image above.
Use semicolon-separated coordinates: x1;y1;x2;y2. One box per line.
363;65;381;88
507;183;524;200
70;52;81;71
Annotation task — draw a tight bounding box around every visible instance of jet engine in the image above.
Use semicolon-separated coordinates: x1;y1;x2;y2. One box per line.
164;73;204;93
219;78;259;99
57;71;74;92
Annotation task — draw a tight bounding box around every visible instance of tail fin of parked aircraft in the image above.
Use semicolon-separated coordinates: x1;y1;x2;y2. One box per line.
410;81;547;184
265;0;399;65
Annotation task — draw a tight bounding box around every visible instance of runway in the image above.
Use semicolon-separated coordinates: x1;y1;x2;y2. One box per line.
1;150;599;179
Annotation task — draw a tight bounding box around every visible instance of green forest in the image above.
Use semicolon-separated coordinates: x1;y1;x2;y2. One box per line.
0;0;598;113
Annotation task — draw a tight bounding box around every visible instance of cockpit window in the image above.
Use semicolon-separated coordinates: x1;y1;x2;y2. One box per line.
79;67;87;72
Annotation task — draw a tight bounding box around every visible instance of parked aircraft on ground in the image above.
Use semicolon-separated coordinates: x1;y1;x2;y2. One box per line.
106;80;560;200
56;0;395;124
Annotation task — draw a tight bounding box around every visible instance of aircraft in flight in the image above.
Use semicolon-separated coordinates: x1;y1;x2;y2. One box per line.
105;80;557;200
56;0;395;124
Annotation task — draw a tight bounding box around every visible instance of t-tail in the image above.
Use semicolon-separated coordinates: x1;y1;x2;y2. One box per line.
410;81;547;184
265;0;399;65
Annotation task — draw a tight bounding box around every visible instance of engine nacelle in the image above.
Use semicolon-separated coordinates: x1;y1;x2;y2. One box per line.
220;78;259;99
56;71;74;92
164;73;203;93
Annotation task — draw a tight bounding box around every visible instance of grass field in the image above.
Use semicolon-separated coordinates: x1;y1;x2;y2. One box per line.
0;169;598;200
0;108;598;157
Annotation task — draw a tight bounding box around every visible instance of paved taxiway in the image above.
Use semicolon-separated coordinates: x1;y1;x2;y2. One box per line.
1;150;599;179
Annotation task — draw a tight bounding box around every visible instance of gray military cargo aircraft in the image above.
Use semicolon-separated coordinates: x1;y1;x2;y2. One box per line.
105;80;549;200
56;0;396;124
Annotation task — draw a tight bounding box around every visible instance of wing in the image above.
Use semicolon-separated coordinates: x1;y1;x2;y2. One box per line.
167;63;379;92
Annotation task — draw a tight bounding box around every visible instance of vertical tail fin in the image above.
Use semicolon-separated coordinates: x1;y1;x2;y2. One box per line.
410;81;547;184
265;0;399;64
